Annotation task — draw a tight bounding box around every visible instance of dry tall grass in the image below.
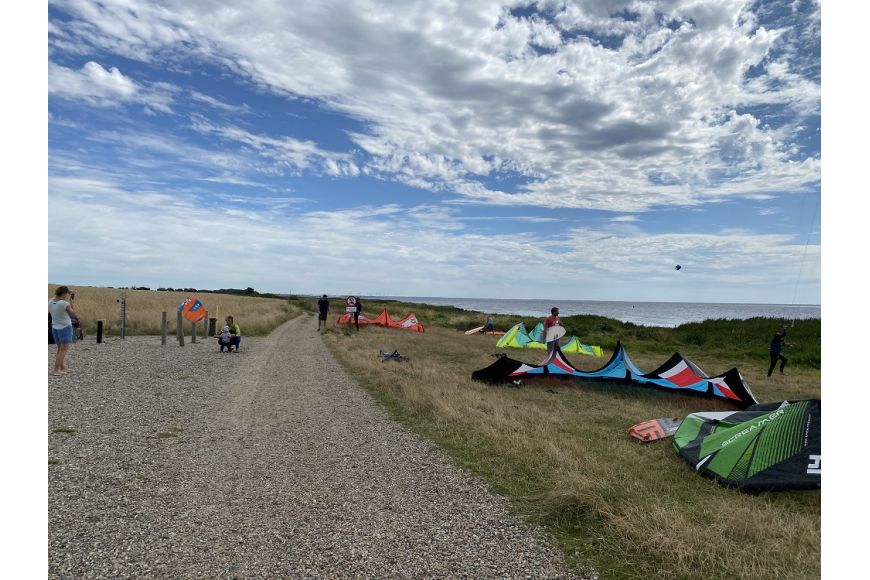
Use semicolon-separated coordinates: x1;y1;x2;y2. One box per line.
321;320;821;579
48;285;301;336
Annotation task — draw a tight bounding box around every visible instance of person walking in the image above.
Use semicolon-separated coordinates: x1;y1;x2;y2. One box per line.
353;297;362;331
317;294;330;331
544;307;561;358
49;286;80;375
767;324;788;377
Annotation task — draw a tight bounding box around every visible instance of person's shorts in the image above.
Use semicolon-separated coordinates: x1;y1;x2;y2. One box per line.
318;312;328;321
52;325;74;344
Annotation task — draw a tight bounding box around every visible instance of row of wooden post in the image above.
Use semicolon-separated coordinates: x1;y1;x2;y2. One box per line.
158;312;216;346
92;312;215;346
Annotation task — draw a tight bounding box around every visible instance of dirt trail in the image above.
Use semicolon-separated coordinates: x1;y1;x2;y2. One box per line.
48;316;582;578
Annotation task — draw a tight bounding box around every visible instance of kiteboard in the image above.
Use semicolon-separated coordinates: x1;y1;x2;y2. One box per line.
544;324;566;342
627;418;683;442
465;326;505;336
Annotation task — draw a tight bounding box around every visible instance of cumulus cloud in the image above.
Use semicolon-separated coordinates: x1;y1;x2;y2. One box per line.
48;60;174;112
48;0;820;210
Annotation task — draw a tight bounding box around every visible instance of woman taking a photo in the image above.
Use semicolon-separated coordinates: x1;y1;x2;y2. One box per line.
48;286;80;375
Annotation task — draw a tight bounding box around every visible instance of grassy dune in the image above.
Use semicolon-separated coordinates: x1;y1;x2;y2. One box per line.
48;285;301;336
315;297;820;579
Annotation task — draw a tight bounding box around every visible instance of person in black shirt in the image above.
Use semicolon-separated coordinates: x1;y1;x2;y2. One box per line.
317;294;330;331
353;298;362;331
767;325;788;377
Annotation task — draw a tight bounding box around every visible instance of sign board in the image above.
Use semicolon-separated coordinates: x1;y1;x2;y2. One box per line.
346;295;359;312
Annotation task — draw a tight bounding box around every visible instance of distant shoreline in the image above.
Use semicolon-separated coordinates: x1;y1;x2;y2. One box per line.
367;296;821;328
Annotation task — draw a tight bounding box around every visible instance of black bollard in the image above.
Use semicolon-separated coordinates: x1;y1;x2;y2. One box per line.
96;320;104;344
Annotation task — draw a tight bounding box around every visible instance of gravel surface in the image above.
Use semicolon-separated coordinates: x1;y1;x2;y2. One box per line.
49;316;589;579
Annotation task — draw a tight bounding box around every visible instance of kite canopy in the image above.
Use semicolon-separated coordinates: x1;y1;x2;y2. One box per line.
496;322;602;356
471;341;757;407
528;322;545;343
672;400;820;491
562;336;604;357
336;308;425;332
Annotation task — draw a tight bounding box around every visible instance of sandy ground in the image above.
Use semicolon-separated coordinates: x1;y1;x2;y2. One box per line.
48;315;586;578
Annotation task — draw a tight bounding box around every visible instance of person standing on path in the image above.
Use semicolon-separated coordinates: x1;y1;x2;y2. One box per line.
544;307;561;358
49;286;80;375
767;324;788;376
317;295;330;331
353;297;362;331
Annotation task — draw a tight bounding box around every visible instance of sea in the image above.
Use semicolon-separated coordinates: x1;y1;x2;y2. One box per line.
378;297;821;328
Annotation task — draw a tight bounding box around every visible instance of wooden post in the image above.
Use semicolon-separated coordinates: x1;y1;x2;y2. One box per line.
161;312;167;345
177;311;184;346
118;298;126;340
96;320;104;344
202;311;209;339
191;320;197;343
208;318;217;337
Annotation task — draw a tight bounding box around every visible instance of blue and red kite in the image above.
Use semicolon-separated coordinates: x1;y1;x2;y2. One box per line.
179;295;207;323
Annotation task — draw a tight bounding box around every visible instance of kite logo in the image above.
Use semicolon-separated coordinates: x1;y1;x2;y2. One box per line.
806;455;821;475
178;295;207;323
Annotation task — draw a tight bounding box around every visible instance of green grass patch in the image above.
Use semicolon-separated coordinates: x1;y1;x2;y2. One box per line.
321;301;820;579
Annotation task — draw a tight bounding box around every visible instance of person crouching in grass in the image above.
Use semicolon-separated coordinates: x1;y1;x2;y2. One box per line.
48;286;80;375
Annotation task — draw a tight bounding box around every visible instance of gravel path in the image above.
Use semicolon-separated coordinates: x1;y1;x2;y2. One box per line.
49;316;586;578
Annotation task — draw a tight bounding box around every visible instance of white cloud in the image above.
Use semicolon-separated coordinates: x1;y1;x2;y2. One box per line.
47;174;819;302
48;60;175;112
48;0;821;211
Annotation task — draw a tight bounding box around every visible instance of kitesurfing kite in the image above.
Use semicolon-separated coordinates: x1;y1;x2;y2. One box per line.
496;322;603;356
675;264;682;271
336;308;425;332
471;341;757;407
672;399;820;491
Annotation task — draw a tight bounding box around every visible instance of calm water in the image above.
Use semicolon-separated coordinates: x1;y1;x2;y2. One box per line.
380;297;821;328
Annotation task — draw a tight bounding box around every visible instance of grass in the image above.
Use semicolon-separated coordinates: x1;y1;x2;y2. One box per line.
318;297;821;579
49;285;303;336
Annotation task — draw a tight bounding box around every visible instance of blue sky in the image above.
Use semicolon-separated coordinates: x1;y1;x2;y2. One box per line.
46;0;821;303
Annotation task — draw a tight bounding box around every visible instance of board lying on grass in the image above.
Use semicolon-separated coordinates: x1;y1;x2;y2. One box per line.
628;418;683;442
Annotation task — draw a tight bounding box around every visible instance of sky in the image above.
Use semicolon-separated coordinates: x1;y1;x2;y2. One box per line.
44;0;823;303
